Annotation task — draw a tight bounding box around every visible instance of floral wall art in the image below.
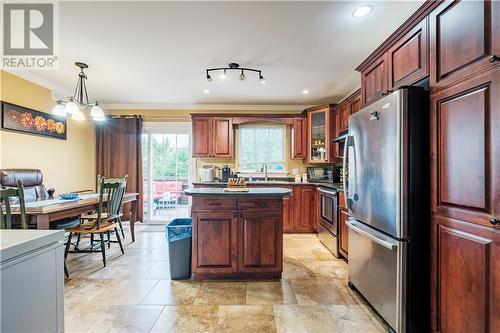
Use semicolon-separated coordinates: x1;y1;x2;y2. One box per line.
1;101;67;140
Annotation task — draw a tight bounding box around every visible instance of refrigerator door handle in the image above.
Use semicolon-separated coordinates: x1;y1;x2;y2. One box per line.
343;135;354;209
347;219;398;250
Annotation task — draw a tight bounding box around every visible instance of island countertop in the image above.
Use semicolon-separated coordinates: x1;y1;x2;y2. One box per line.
184;187;292;196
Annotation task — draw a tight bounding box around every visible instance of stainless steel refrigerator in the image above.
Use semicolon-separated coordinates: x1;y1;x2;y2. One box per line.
342;87;429;333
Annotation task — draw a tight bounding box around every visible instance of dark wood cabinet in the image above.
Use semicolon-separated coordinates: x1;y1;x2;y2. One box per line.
191;196;283;279
360;16;430;107
388;18;429;90
338;103;350;133
192;116;212;157
238;212;282;273
430;0;500;89
350;93;362;115
338;208;349;259
291;117;307;159
192;116;233;158
431;69;500;227
212;117;233;158
295;187;317;233
431;215;500;333
192;211;238;274
361;55;388;106
306;105;332;164
331;110;342;160
282;194;293;233
331;90;361;160
430;60;500;332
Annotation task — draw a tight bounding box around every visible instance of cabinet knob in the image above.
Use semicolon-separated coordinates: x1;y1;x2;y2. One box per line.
490;218;499;225
489;55;500;63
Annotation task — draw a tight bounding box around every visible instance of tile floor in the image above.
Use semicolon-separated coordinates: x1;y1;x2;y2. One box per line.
64;224;388;333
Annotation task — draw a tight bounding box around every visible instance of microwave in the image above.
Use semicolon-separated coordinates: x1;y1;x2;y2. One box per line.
306;166;340;183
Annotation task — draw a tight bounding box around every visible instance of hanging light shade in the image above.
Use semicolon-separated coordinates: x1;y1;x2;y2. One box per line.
91;103;104;118
64;99;79;114
72;110;86;121
51;103;66;117
93;114;106;122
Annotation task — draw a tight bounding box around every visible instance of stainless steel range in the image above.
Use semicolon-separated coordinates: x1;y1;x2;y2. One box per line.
317;186;339;257
344;86;429;333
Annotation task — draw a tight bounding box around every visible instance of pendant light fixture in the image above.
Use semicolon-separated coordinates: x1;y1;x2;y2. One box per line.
51;62;105;121
206;63;266;84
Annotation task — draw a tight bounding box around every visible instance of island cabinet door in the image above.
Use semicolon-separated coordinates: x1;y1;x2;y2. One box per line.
192;211;238;273
238;212;283;273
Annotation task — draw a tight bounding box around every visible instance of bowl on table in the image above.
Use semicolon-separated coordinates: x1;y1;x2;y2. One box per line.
59;193;81;200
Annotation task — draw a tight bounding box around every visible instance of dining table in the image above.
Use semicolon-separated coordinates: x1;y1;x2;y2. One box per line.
13;193;140;242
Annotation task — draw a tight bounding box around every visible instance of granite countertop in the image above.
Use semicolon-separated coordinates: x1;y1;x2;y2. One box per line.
184;187;292;196
192;181;345;192
0;229;65;263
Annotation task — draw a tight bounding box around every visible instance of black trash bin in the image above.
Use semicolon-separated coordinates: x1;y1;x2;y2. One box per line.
166;218;192;280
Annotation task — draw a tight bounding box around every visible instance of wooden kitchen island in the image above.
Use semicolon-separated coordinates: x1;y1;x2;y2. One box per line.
184;188;292;280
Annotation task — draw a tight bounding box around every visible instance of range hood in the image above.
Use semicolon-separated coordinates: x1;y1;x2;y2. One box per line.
333;133;348;143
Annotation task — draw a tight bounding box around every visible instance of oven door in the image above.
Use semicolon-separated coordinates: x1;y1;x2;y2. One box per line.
318;187;337;235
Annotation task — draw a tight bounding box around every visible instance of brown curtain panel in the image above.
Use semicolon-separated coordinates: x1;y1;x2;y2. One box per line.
96;116;143;221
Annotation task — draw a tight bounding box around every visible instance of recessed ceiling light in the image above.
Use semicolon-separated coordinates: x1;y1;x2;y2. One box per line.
203;89;210;94
353;4;372;18
302;89;310;95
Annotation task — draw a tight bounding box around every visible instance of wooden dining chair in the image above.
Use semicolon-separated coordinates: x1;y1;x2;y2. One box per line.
80;174;126;239
0;180;27;229
65;176;128;270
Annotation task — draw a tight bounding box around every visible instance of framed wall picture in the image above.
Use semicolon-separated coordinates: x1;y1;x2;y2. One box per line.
1;101;67;140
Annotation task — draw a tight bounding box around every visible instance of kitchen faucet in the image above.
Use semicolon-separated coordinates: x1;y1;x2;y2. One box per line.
260;163;268;182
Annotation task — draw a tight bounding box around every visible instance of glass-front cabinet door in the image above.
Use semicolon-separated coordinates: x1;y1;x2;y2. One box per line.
307;106;331;163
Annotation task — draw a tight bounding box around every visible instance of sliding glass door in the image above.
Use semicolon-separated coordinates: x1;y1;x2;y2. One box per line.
142;123;191;223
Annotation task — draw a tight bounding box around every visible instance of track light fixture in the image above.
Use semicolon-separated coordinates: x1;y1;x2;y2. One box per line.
206;63;265;83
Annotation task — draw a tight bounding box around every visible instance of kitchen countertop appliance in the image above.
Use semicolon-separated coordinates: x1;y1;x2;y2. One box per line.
344;86;429;333
200;165;215;182
317;187;339;257
307;166;340;183
220;165;232;182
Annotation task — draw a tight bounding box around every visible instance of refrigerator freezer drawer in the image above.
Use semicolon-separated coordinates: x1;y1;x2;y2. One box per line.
347;219;406;332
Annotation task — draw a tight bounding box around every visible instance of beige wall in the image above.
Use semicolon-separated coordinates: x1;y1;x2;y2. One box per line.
0;70;96;193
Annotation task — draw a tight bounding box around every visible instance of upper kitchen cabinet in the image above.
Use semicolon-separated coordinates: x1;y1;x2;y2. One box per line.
306;105;332;164
192;115;234;158
361;55;388;106
387;18;429;90
360;18;429;106
430;0;500;90
331;90;361;160
349;91;362;115
291;117;307;159
338;103;350;133
192;116;212;157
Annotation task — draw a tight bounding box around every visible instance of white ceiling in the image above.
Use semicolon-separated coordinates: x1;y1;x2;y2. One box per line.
14;1;424;108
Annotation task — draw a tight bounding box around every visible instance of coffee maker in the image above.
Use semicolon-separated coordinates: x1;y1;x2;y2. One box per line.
220;165;232;182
